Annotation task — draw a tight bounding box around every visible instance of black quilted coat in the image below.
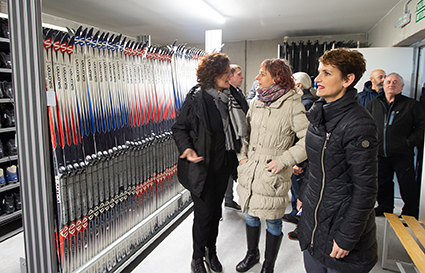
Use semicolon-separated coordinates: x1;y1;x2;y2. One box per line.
298;89;378;273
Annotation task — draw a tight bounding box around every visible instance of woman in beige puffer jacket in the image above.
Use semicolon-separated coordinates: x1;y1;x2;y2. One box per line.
235;59;309;273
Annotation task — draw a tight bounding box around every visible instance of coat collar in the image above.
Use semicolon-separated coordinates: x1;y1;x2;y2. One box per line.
307;89;359;131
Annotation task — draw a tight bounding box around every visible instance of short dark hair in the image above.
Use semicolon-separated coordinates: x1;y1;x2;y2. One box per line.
196;53;230;89
319;48;366;89
259;58;294;90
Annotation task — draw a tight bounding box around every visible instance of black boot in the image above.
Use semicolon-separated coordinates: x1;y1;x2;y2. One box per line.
260;230;283;273
205;246;223;273
14;192;21;211
2;194;15;214
236;224;261;272
191;258;207;273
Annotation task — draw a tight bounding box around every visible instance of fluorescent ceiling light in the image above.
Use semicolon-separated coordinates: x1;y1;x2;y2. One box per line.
42;23;68;32
203;1;225;24
184;0;225;24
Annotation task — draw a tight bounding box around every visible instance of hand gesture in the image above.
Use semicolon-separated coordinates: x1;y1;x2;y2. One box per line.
180;148;204;163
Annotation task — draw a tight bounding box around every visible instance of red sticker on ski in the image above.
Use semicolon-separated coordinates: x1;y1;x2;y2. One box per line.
82;216;88;229
76;219;82;232
60;225;69;239
69;222;76;236
44;38;52;50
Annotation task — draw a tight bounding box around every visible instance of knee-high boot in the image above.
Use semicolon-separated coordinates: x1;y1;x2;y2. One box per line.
260;230;283;273
236;224;261;272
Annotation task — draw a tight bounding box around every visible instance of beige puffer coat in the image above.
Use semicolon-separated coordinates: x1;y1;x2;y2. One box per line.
237;88;309;219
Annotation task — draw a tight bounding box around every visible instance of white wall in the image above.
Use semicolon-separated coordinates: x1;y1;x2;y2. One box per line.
368;0;425;47
354;47;415;97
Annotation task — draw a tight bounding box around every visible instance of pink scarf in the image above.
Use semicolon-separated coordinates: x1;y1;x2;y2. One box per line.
257;84;289;106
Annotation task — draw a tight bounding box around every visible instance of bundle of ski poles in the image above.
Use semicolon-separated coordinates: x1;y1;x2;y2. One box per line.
43;26;204;273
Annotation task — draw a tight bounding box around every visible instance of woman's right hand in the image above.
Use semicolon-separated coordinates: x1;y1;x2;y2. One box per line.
180;148;204;163
293;165;304;175
239;158;248;165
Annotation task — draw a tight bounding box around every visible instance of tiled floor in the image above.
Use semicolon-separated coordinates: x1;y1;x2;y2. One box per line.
0;197;415;273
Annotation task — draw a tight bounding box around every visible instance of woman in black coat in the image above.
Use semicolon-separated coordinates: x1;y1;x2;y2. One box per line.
298;48;378;273
172;53;247;273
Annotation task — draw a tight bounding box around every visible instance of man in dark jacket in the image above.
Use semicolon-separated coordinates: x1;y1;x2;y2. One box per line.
367;72;425;218
357;69;385;107
246;80;257;105
224;64;249;210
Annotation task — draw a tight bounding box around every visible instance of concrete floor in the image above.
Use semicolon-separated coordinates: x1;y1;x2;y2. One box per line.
0;197;417;273
131;198;414;273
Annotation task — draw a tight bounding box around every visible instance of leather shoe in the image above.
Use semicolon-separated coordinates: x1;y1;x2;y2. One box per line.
288;227;298;241
282;213;298;224
375;206;392;217
225;200;241;211
205;247;222;273
236;249;259;272
191;258;207;273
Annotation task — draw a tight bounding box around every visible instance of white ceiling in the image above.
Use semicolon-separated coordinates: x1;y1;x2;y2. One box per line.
42;0;402;45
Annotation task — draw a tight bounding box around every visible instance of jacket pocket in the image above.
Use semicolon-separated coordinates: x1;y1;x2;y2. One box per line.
237;159;255;185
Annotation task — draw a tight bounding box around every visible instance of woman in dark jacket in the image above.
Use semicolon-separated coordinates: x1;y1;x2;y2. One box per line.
172;53;248;273
298;48;378;273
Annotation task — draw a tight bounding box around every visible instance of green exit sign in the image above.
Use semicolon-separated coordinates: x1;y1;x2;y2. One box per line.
417;0;425;23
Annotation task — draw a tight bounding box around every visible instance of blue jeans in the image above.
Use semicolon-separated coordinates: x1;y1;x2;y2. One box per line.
245;212;282;236
290;172;304;216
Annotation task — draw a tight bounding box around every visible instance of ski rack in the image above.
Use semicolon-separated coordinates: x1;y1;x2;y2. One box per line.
41;25;204;273
73;189;192;273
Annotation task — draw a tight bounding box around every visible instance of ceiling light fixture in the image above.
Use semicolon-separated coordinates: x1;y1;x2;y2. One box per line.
203;1;225;24
42;23;68;32
185;0;225;24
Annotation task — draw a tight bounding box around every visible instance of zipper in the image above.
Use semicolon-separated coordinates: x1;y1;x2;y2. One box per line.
310;132;331;252
378;99;393;157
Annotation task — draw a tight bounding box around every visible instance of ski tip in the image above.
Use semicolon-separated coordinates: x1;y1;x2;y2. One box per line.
66;27;75;37
68;36;75;48
81;27;88;39
54;31;63;43
87;27;94;37
75;26;83;36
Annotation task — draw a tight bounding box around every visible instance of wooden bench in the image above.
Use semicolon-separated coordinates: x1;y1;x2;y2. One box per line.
382;213;425;272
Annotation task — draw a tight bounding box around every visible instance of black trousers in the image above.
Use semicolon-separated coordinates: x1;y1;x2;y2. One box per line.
377;154;420;218
191;163;232;259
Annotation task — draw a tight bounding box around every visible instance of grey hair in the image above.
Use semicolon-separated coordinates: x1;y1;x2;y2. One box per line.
230;64;242;75
387;72;404;85
293;72;312;89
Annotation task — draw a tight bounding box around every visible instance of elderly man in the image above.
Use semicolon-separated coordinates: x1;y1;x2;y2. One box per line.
357;69;386;107
367;73;425;218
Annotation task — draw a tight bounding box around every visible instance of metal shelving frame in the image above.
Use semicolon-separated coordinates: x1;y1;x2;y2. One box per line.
8;0;58;272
